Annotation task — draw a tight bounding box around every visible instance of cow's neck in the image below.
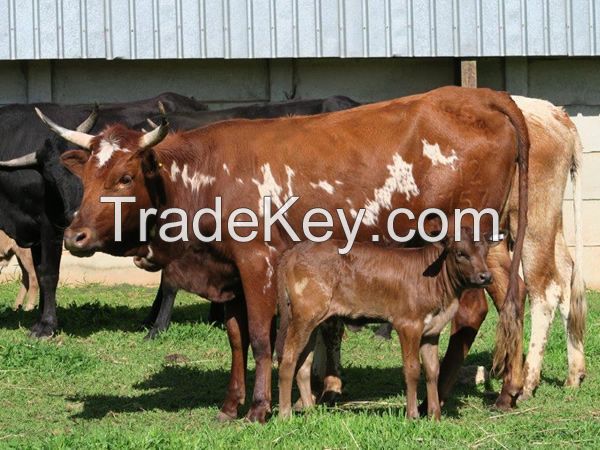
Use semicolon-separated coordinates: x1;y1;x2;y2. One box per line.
416;246;464;309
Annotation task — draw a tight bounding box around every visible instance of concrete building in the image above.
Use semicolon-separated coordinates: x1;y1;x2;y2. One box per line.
0;0;598;286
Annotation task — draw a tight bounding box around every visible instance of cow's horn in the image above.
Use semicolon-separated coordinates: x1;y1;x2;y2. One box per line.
35;108;94;150
139;119;169;148
0;152;38;168
75;103;99;133
146;118;158;129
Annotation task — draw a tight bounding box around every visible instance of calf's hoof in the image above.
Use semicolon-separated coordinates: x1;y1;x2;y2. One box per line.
245;402;270;423
29;321;56;339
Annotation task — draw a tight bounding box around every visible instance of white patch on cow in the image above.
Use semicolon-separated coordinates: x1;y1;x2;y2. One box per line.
335;180;344;185
147;245;154;260
236;178;244;184
170;161;215;192
362;154;419;226
294;278;310;296
223;163;230;175
310;180;334;194
252;163;283;216
95;139;130;168
284;165;295;199
264;257;275;293
424;313;433;326
346;198;353;206
170;161;181;182
349;208;358;219
422;139;458;169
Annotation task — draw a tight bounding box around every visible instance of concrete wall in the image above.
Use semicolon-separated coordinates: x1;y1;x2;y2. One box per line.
0;56;598;287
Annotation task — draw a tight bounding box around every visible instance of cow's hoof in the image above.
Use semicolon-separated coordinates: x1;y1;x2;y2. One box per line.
493;395;514;412
29;321;56;339
216;410;237;423
245;403;270;423
565;372;586;388
144;327;164;340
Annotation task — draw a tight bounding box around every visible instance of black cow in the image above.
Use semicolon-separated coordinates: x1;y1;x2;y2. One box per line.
139;96;360;131
0;93;207;337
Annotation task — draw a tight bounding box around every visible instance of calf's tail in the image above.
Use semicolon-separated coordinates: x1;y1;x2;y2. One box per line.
568;131;587;343
491;93;530;378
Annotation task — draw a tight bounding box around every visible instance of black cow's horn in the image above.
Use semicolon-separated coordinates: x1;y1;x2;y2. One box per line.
139;119;169;148
0;152;38;168
146;118;158;129
35;108;94;150
75;103;99;133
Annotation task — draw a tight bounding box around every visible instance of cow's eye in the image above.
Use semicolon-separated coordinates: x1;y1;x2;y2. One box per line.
119;175;133;185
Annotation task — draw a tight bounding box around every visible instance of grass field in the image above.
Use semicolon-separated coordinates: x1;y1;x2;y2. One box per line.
0;282;598;449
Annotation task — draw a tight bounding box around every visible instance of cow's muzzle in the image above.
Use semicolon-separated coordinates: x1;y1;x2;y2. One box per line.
64;227;99;257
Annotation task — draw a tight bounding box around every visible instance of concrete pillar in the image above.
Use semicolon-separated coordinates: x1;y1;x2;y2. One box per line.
26;61;52;103
268;59;295;101
505;57;528;96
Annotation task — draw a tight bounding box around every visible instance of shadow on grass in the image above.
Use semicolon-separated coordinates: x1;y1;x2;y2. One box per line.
0;301;214;337
70;351;497;420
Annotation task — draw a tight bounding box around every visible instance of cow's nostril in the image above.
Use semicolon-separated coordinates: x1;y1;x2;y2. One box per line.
74;232;88;243
478;272;493;284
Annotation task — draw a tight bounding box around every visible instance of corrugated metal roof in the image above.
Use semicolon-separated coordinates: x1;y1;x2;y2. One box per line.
1;0;599;60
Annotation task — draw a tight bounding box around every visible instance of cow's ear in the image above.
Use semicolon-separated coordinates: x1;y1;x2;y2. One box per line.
60;149;90;178
140;149;166;207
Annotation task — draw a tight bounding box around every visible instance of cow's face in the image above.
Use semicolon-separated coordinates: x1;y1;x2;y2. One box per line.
443;227;504;288
54;122;168;257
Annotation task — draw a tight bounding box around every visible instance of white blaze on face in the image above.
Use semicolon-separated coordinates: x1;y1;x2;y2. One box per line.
95;139;130;168
223;163;230;175
310;180;334;194
362;153;419;226
169;161;215;192
252;163;283;216
422;139;458;169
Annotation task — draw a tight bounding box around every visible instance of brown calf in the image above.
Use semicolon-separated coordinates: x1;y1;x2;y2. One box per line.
276;227;504;419
0;230;39;311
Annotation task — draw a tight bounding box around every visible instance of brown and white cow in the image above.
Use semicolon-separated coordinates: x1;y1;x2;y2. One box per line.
40;86;529;422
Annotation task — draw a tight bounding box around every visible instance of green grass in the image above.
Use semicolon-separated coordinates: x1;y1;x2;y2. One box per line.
0;283;599;449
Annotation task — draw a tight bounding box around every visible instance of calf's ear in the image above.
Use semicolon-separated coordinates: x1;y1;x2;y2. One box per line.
60;149;90;178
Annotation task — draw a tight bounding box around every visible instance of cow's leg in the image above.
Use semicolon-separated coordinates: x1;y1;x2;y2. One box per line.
235;255;277;423
374;323;393;340
485;243;526;409
208;303;226;326
15;247;39;312
143;274;165;327
555;232;586;388
218;295;249;421
420;335;441;420
396;322;422;419
13;256;27;311
145;281;178;340
29;225;62;338
435;289;488;408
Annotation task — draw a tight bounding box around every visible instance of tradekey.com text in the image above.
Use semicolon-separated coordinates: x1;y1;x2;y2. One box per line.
102;195;501;255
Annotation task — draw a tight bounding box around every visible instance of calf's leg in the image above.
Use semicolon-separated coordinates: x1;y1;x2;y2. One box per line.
145;277;178;340
420;335;441;420
15;247;39;312
396;322;422;419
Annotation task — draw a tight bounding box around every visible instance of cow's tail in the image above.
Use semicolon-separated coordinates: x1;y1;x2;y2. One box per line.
568;130;587;344
491;93;530;378
275;251;292;365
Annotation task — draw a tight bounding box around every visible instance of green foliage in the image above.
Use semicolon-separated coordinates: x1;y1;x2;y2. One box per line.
0;282;599;448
